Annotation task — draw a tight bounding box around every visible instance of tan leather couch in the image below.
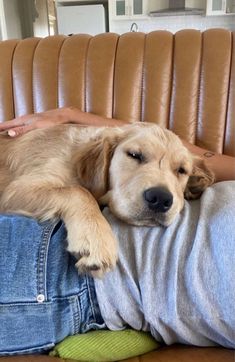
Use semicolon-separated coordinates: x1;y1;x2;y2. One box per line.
0;29;235;362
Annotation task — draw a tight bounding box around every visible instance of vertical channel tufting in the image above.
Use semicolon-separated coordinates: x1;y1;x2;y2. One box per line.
169;30;202;143
0;39;19;122
32;35;66;113
142;31;173;127
0;30;234;155
197;29;232;153
113;32;145;123
224;31;235;157
58;34;92;110
12;38;41;118
85;33;119;117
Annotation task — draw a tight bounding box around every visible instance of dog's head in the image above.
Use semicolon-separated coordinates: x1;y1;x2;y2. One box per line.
75;123;214;227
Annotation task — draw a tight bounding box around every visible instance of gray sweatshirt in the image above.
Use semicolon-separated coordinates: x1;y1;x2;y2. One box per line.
95;181;235;348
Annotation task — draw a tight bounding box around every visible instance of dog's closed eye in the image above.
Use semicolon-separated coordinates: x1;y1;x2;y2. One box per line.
126;151;145;163
177;166;188;175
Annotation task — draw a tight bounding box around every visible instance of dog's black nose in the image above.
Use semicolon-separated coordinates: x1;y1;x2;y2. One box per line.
144;187;173;213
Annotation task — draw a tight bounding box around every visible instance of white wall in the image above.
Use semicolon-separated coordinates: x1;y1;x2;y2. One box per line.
0;0;5;40
0;0;22;40
187;0;205;7
33;0;49;37
0;0;50;40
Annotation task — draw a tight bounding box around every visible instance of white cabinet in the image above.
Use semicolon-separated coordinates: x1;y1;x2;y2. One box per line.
206;0;235;15
109;0;148;19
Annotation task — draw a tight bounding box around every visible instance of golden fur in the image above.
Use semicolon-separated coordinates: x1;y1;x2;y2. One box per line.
0;123;214;276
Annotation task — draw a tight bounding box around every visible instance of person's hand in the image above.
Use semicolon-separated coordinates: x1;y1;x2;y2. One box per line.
0;108;70;137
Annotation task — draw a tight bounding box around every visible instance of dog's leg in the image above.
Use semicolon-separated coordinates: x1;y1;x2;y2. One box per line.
0;179;117;277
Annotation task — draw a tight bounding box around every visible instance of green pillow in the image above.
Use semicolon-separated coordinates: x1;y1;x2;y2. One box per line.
50;329;160;362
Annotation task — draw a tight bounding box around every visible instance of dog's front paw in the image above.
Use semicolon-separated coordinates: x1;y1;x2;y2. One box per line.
75;245;117;278
67;218;118;278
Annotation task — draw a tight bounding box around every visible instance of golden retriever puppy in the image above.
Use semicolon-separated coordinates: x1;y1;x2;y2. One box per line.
0;123;214;276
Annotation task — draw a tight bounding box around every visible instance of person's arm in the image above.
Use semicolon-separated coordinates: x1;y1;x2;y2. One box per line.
0;107;128;137
182;140;235;182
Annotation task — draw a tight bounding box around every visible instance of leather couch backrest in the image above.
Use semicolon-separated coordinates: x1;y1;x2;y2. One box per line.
0;29;234;156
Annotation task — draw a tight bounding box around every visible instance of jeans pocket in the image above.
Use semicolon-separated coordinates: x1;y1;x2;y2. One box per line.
0;302;55;355
0;215;59;304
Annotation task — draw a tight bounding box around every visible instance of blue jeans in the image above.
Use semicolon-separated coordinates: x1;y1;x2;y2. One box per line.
0;215;105;356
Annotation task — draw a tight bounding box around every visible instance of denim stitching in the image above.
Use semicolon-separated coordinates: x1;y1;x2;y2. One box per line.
85;275;105;330
37;222;58;300
86;274;96;322
73;295;81;334
0;342;55;356
68;294;82;334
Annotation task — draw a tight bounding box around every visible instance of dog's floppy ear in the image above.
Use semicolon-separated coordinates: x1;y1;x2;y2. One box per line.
184;157;215;200
74;131;122;199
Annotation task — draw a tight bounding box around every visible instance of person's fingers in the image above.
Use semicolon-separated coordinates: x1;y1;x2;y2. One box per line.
0;118;22;131
0;114;35;131
7;124;35;137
